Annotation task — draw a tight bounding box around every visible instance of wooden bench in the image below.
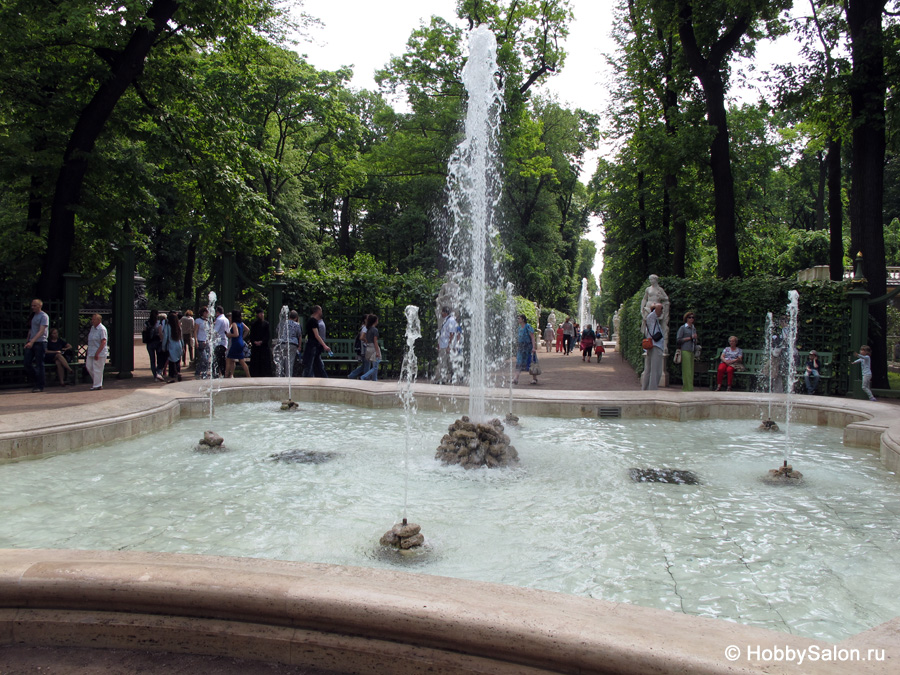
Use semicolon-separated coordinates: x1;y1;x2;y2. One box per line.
0;339;85;387
707;348;833;393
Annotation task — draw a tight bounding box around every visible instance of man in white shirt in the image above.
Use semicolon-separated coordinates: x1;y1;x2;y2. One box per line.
86;313;109;390
213;305;229;378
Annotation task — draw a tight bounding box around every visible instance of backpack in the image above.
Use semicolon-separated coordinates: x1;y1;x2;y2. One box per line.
141;322;154;344
353;333;363;357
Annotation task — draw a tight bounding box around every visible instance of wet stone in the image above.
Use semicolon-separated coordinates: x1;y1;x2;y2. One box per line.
436;416;519;469
400;533;425;549
630;468;701;485
200;431;224;447
280;400;299;411
269;449;338;464
392;522;421;538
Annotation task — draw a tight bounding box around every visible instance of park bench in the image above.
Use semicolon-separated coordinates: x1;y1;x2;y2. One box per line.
707;348;834;393
0;339;85;387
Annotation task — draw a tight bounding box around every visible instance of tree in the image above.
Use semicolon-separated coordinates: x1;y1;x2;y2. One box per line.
673;0;792;278
845;0;891;388
2;0;287;299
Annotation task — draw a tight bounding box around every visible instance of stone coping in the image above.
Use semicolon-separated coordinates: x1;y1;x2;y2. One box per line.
1;378;899;476
0;548;896;674
1;381;898;672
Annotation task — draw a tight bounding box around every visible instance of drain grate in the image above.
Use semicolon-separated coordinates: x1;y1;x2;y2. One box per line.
597;407;621;418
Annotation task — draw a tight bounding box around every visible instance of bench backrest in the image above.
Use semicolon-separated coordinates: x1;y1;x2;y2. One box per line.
712;348;833;375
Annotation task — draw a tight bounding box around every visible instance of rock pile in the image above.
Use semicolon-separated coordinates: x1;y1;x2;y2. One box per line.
195;431;226;454
380;519;424;549
763;463;803;485
280;400;299;411
435;416;519;469
758;418;780;432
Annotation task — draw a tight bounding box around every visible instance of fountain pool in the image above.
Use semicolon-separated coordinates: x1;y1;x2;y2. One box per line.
2;400;899;643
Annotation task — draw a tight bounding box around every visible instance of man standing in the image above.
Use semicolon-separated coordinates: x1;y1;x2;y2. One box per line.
249;307;273;377
86;313;108;391
194;307;210;379
24;298;49;392
213;305;229;378
180;310;195;367
301;305;330;378
562;317;575;355
641;303;665;390
434;307;458;384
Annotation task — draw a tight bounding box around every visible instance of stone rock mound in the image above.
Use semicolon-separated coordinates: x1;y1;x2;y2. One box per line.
435;416;519;469
269;449;338;464
195;431;227;453
762;463;803;485
380;520;424;549
630;468;700;485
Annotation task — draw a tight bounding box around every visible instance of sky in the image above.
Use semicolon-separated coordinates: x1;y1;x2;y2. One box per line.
292;1;802;283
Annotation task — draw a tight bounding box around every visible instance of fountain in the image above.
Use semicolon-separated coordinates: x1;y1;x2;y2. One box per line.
274;305;298;410
381;305;426;551
578;277;590;329
763;290;804;484
205;291;218;420
443;24;505;424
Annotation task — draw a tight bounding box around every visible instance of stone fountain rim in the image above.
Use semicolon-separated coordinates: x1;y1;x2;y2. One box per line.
0;380;898;674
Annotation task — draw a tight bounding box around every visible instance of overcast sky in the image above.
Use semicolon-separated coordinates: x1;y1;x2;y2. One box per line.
293;1;802;282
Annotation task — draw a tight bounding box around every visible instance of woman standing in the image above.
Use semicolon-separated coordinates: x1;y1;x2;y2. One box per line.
162;310;183;382
225;309;251;378
580;324;595;362
512;314;538;385
144;309;166;381
359;314;382;381
676;312;698;391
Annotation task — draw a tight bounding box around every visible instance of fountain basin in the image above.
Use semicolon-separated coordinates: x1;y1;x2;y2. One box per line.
0;381;898;674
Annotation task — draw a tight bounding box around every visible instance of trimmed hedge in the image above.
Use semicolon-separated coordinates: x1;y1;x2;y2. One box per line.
620;277;853;393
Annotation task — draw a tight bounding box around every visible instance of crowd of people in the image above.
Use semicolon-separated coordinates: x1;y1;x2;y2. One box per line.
20;298;875;399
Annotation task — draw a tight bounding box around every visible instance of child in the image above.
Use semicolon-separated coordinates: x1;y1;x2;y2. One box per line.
851;345;876;401
594;342;605;363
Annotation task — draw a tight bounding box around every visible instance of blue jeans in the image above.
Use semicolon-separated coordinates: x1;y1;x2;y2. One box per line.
347;359;371;379
360;358;380;381
24;342;46;390
805;369;820;394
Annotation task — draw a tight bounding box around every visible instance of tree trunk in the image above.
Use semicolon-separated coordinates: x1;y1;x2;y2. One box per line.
677;2;746;279
183;232;198;302
36;0;181;299
637;170;649;276
816;150;826;231
846;0;888;388
338;194;352;258
827;137;843;281
26;175;42;235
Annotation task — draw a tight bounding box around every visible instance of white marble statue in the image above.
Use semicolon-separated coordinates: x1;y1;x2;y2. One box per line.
640;275;670;352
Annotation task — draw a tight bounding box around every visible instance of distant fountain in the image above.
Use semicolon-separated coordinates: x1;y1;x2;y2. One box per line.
578;277;590;329
381;305;425;551
443;24;505;423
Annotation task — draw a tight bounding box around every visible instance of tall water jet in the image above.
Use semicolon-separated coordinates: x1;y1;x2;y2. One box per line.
444;24;505;422
578;277;590;329
505;282;516;412
764;291;803;484
205;291;218;420
276;305;298;410
381;305;425;551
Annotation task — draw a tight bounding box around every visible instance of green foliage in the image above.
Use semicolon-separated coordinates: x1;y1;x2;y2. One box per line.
618;277;853;392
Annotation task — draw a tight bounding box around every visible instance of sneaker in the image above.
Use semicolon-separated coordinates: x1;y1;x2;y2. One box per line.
90;386;102;391
869;397;877;402
31;387;43;393
155;373;165;382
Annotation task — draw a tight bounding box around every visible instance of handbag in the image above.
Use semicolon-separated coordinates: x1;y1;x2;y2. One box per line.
674;349;682;364
529;356;542;376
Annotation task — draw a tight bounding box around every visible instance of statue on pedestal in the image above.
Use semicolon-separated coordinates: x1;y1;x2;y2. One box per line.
640;275;670;352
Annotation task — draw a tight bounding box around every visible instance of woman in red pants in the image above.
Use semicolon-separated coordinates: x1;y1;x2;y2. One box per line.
716;335;743;391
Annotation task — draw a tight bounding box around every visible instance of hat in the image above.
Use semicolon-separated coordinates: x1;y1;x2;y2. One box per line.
809;350;817;355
